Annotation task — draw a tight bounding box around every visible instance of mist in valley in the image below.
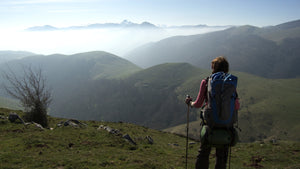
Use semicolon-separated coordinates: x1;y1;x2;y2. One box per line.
0;25;228;57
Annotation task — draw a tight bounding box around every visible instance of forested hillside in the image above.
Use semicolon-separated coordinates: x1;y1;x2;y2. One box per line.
126;19;300;78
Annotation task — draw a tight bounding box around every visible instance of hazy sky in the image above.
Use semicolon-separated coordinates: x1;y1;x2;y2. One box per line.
1;0;300;29
0;0;299;56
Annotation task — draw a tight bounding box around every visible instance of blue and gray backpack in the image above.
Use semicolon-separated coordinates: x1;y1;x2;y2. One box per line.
200;72;239;147
202;71;238;128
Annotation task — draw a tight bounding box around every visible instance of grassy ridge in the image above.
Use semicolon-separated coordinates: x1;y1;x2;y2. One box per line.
235;73;300;141
0;108;199;169
1;60;299;142
170;71;300;142
71;51;142;79
126;20;300;78
1;108;300;169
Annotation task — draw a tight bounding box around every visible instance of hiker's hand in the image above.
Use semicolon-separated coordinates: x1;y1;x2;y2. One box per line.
185;97;192;105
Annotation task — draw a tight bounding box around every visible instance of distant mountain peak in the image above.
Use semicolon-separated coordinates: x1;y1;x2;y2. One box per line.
25;20;160;31
25;25;58;31
121;20;134;25
24;20;229;31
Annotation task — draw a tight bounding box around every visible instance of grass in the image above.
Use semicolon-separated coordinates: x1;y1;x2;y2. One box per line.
0;108;199;169
230;141;300;169
235;74;300;141
1;107;299;169
172;71;300;142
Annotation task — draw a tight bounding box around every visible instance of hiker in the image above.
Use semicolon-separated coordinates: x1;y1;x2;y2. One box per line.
185;56;240;169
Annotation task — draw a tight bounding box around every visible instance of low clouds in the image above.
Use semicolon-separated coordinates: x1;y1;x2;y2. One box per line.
0;24;228;56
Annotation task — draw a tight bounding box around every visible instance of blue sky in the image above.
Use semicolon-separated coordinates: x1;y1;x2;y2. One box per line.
1;0;300;29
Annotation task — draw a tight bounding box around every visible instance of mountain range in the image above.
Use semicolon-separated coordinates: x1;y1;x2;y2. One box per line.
25;20;229;31
126;19;300;78
1;19;299;142
0;51;35;64
1;50;299;142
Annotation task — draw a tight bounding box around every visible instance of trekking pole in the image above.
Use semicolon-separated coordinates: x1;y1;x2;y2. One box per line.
228;146;232;169
185;95;191;169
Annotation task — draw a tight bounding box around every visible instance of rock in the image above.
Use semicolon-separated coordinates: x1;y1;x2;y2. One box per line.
0;115;6;119
32;122;44;130
8;113;25;124
98;125;121;135
57;119;86;128
104;126;113;133
98;125;105;130
69;119;87;126
123;134;137;145
98;125;137;145
64;121;79;127
145;136;154;144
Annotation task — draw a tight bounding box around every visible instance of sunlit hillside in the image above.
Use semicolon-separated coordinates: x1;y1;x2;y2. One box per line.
1;108;299;169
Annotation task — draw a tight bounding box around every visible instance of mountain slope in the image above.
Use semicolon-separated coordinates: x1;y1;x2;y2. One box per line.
1;52;299;142
1;108;300;169
166;72;300;142
126;19;300;78
0;108;200;169
51;63;210;129
259;19;300;42
9;51;141;80
47;62;300;142
0;51;142;119
0;51;36;64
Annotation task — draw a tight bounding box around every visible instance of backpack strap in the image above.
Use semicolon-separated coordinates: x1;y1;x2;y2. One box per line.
222;73;231;91
204;76;209;103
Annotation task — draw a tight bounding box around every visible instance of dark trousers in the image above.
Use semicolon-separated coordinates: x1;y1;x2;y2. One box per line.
195;144;229;169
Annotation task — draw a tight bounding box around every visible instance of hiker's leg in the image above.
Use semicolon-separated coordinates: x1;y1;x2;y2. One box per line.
215;146;229;169
195;144;211;169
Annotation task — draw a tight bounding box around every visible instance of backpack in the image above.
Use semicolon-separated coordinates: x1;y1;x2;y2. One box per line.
200;125;239;148
200;72;239;147
202;72;238;128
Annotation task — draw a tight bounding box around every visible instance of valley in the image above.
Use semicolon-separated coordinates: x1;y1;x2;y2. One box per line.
1;20;299;143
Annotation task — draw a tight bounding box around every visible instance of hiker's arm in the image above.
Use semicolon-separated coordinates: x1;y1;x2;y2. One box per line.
235;98;240;110
191;79;207;108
